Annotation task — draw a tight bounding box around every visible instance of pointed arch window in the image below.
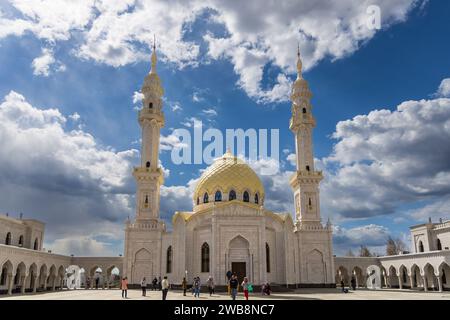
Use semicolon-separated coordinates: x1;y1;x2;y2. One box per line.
418;241;424;253
166;246;173;273
229;190;236;201
302;108;307;114
201;243;210;273
437;239;442;251
215;191;222;202
5;232;11;245
34;238;39;250
203;193;209;204
243;191;249;202
14;270;20;285
255;193;259;204
266;243;271;273
149;102;153;109
18;235;24;247
0;268;7;285
402;270;407;283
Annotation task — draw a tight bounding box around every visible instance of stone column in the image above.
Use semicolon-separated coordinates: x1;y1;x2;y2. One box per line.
409;275;414;289
52;277;56;291
7;274;13;295
32;275;37;293
422;276;428;292
398;276;403;290
437;275;443;292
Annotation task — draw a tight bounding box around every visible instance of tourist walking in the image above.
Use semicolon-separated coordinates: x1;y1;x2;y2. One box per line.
226;270;232;295
161;276;169;300
242;277;250;300
121;277;128;298
262;282;271;295
152;277;158;291
351;277;356;291
340;280;347;293
182;277;187;296
206;276;215;296
158;276;162;291
141;277;147;296
193;276;201;298
229;274;239;300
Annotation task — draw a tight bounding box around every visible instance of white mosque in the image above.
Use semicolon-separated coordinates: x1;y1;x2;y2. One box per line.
122;44;334;287
0;45;449;295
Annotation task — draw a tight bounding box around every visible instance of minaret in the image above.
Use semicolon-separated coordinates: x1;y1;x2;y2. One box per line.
289;46;323;228
133;38;165;221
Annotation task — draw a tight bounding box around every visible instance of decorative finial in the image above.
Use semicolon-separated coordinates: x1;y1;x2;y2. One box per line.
296;43;302;78
150;35;157;73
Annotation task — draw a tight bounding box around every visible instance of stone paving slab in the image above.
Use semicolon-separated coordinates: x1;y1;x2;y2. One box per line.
1;288;450;300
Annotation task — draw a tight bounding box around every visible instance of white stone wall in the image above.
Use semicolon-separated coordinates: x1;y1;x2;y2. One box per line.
0;215;44;250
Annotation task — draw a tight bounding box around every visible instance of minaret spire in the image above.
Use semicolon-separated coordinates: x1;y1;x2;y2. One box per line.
289;43;323;227
150;35;157;74
296;43;302;79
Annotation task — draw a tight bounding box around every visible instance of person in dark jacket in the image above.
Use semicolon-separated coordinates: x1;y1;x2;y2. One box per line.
158;276;162;291
350;277;356;291
152;277;158;291
182;277;187;296
229;274;239;300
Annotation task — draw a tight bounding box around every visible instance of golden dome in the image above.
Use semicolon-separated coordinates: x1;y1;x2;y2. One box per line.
193;150;265;208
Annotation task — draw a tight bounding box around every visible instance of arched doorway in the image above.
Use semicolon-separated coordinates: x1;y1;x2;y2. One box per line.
423;264;437;291
336;266;349;286
90;266;103;289
15;262;26;294
410;265;422;290
352;266;364;288
388;266;399;288
438;262;450;291
27;263;38;292
306;249;326;283
38;264;47;291
107;266;121;288
0;260;13;294
133;248;153;284
57;266;65;290
399;265;408;288
228;235;250;283
48;265;57;291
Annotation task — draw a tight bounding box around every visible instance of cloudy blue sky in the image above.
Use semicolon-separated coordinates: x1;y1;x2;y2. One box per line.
0;0;450;256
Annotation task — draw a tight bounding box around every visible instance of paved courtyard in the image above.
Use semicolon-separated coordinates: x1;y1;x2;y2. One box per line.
1;288;449;300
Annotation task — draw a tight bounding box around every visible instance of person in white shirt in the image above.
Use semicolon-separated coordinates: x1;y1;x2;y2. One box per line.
161;276;170;300
141;277;147;296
